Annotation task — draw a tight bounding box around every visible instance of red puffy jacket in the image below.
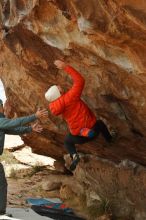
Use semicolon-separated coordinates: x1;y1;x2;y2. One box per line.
49;66;96;135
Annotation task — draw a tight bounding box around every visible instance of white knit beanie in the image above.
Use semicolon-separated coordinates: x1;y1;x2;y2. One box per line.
45;85;61;102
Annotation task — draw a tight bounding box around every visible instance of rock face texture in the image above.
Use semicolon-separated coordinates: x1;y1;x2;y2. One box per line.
1;0;146;219
0;0;146;164
0;0;145;160
61;155;146;220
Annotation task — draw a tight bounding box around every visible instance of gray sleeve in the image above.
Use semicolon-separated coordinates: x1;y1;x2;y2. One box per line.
5;126;32;135
0;114;36;130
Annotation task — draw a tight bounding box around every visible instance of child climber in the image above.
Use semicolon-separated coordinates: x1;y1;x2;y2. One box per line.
45;60;114;171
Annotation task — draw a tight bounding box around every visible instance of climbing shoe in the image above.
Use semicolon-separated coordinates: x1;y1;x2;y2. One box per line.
70;154;80;171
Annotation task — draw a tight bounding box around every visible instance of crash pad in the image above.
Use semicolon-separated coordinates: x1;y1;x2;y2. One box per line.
31;205;86;220
26;198;73;213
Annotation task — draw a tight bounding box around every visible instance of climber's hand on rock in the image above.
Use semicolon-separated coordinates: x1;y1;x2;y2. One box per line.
54;60;66;69
31;122;43;133
35;108;48;119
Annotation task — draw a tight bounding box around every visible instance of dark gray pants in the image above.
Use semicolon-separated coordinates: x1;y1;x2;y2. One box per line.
64;120;112;155
0;163;7;214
